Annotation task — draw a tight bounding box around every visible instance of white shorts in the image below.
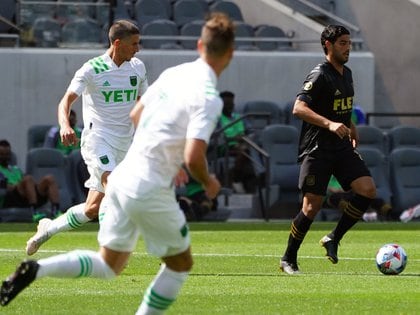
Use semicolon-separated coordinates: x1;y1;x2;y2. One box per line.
81;129;129;193
97;182;190;257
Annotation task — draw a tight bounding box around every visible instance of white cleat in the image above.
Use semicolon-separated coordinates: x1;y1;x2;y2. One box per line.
25;218;52;256
280;260;301;275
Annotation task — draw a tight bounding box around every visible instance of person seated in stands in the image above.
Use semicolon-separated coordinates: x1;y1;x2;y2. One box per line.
217;90;257;193
44;109;82;155
324;175;392;221
176;166;218;222
0;139;61;222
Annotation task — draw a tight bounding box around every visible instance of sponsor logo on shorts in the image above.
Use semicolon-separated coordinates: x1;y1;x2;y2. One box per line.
100;155;109;165
305;175;315;186
180;224;189;237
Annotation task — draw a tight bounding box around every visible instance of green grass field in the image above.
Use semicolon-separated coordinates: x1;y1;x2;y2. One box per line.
0;221;419;315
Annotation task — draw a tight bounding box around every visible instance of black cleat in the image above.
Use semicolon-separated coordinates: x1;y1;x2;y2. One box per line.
280;260;301;275
1;260;39;306
319;235;339;264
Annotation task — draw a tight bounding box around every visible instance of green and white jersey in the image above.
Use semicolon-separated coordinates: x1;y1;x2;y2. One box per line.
110;58;222;199
68;53;148;150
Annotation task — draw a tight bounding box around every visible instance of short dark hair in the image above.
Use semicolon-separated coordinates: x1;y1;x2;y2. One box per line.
220;91;234;98
108;20;140;44
201;12;235;57
321;25;350;55
0;139;10;147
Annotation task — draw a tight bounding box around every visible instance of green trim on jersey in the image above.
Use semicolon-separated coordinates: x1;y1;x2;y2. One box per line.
89;56;109;74
205;80;218;96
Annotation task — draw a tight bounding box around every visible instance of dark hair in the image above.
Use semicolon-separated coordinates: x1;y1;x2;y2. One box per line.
220;91;234;98
0;139;10;147
108;20;140;43
201;12;235;57
321;25;350;55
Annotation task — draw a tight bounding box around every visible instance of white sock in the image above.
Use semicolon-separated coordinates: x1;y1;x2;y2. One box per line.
36;250;115;279
47;203;90;236
136;264;189;315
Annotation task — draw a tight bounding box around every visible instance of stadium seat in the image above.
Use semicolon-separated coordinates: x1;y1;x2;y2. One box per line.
179;19;204;49
282;101;302;130
32;16;62;47
133;0;170;28
356;125;388;154
172;0;207;28
19;0;55;28
389;147;420;215
234;21;256;51
141;19;182;49
56;0;97;26
242;100;285;140
254;25;291;51
357;147;391;205
66;149;89;204
387;125;420;153
27;124;53;151
0;0;16;32
26;148;75;211
260;124;300;217
61;17;103;45
209;0;244;21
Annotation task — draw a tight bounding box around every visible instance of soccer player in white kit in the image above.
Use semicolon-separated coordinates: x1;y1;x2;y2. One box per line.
25;20;148;255
1;13;235;314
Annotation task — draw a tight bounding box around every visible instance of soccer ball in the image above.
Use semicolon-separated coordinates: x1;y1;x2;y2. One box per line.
375;244;407;275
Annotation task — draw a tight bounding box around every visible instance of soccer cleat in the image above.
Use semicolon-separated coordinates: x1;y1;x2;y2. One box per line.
32;212;46;223
26;218;52;256
399;205;420;223
319;235;339;264
0;260;39;306
280;260;300;275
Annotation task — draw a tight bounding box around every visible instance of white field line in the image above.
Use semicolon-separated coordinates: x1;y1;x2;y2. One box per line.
1;248;419;262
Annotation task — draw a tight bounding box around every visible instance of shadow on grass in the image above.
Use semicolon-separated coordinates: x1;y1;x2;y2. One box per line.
1;221;418;233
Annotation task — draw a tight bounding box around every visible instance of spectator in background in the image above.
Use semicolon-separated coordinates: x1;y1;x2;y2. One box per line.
217;90;257;193
0;139;61;221
44;109;82;155
324;175;391;222
400;204;420;222
177;166;218;221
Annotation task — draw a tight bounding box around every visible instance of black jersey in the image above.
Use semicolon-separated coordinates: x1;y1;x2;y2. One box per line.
296;61;354;161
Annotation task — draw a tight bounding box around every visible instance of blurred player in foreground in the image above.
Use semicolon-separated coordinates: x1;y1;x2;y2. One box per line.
1;12;235;314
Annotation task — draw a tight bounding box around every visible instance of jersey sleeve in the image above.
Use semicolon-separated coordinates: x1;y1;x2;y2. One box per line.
296;65;324;106
133;58;149;97
67;63;91;96
186;97;223;144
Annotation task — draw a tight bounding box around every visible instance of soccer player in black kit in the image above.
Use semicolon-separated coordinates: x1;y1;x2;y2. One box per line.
280;25;377;274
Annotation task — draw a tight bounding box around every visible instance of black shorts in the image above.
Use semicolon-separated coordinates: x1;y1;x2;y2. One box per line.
3;187;47;208
299;147;371;196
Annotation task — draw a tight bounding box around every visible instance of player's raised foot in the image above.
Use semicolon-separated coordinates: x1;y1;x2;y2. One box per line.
280;260;300;275
319;235;339;264
0;260;39;306
26;218;52;256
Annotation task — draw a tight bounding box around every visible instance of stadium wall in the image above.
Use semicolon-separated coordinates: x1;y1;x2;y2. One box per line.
0;49;374;169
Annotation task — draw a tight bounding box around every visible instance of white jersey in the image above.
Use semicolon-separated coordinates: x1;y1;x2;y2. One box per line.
68;53;148;150
110;58;222;199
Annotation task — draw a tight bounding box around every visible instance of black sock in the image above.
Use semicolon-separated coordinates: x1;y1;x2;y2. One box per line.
282;211;313;262
329;194;372;242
